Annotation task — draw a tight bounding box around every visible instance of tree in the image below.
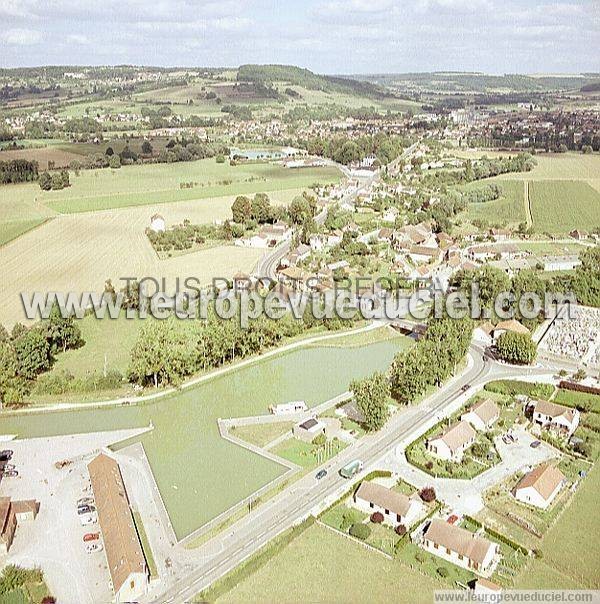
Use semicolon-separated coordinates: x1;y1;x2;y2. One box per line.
0;342;25;406
38;171;52;190
351;371;390;431
251;193;272;223
51;173;64;190
395;524;407;536
109;154;121;169
45;304;83;353
312;432;326;447
349;523;371;540
288;194;314;224
105;146;114;156
60;169;70;188
419;486;436;502
13;329;52;379
496;332;537;365
231;195;252;224
141;140;153;155
370;512;384;523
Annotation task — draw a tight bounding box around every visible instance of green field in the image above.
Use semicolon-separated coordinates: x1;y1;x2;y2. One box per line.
516;460;600;588
529;180;600;233
0;159;341;215
462;179;527;226
0;192;56;245
496;153;600;181
230;422;294;448
214;523;440;603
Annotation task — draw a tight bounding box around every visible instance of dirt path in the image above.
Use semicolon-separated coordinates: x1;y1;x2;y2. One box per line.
524;180;534;228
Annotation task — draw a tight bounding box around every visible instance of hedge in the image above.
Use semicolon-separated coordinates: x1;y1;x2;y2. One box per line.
484;380;554;399
559;381;600;396
463;515;529;556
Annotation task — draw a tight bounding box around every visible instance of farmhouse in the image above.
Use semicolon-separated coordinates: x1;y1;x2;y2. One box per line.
354;482;422;526
422;519;499;575
88;453;149;604
461;398;500;431
426;421;476;462
0;497;39;554
530;399;580;438
512;463;566;509
149;214;166;233
292;418;326;443
492;319;530;341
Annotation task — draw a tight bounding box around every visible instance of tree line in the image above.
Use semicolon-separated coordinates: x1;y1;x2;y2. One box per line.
0;159;39;184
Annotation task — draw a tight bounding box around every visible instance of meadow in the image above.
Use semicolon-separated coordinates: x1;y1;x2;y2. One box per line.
3;158;340;214
212;523;440;603
462;179;527;226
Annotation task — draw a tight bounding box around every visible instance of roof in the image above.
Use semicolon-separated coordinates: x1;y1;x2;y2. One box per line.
424;518;495;565
533;400;577;424
279;266;307;280
88;454;146;594
340;399;366;423
476;578;502;592
150;213;164;221
410;245;440;257
355;482;412;517
467;398;500;424
494;319;530;335
478;321;495;336
298;418;319;430
514;463;566;501
432;421;476;453
11;500;39;517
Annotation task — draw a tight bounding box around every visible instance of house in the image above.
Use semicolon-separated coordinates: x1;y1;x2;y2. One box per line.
530;400;580;438
293;417;326;443
492;319;530;341
474;578;502;596
422;519;499;575
354;482;422;526
427;421;476;462
88;453;149;604
513;463;566;509
569;229;589;241
232;272;252;292
278;266;310;292
490;228;510;241
294;243;312;260
461;398;500;431
377;227;394;243
408;245;442;265
542;255;581;272
270;401;307;415
149;214;166;233
382;207;399;223
336;399;365;424
0;497;39;554
473;321;494;346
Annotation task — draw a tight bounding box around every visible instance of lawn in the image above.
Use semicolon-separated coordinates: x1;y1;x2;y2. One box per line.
230;422;294;448
529;180;600;233
554;388;600;414
9;159;341;214
462;179;527;226
0;188;56;245
496;153;600;181
272;436;347;468
312;325;413;349
515;460;600;588
133;511;158;578
212;523;441;604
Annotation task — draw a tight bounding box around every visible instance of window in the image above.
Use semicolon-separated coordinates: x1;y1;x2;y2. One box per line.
458;554;463;560
446;548;451;555
369;502;374;508
385;509;389;515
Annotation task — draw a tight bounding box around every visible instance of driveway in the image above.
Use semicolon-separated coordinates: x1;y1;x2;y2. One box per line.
380;426;559;515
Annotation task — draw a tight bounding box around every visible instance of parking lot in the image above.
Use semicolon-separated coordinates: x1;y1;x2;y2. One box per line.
0;427;150;604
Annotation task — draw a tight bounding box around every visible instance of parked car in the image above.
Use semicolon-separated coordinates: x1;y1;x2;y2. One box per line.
1;464;15;471
1;470;18;478
85;542;103;554
447;515;459;524
77;505;95;515
83;532;100;542
530;440;541;448
0;450;13;462
315;469;327;480
79;514;97;527
502;435;511;445
77;497;94;506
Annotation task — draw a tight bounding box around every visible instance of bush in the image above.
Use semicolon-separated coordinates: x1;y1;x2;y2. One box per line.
415;551;426;564
436;566;449;578
496;332;537;365
419;487;436;502
370;512;384;524
395;524;407;536
349;523;371;540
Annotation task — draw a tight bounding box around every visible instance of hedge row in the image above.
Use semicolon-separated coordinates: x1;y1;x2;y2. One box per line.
484;380;554;399
462;515;529;556
559;381;600;396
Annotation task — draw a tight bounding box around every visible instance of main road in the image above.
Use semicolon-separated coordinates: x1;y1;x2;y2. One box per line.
146;344;562;604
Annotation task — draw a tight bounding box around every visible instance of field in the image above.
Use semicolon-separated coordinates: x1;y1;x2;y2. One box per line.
516;461;600;588
0;158;341;214
462;179;527;226
213;523;440;603
529;180;600;233
0;146;82;169
0;189;298;326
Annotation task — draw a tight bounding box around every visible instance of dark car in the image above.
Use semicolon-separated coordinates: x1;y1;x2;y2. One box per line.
315;469;328;480
530;440;541;448
0;450;13;462
1;470;18;478
77;505;95;515
460;384;471;393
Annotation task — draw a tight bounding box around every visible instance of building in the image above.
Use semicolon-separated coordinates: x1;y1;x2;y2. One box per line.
270;401;307;415
492;319;530;341
354;481;422;527
427;421;476;462
422;519;499;575
0;497;39;554
530;400;580;438
88;453;149;604
149;214;166;233
473;321;494;346
461;398;500;431
513;463;566;509
474;578;502;596
292;418;326;443
408;245;442;265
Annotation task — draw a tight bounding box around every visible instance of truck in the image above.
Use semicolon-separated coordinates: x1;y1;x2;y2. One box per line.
339;459;363;479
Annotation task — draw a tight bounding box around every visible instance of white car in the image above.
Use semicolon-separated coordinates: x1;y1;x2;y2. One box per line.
85;542;103;554
79;513;98;527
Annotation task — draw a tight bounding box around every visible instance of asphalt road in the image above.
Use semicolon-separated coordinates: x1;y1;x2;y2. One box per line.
148;345;560;604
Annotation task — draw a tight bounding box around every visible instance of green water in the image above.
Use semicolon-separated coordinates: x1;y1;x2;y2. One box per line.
0;341;400;539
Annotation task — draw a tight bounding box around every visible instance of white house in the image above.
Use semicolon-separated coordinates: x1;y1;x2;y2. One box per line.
354;481;422;527
427;421;476;462
461;398;500;431
422;518;499;576
531;400;580;438
149;214;166;233
382;207;399;223
292;417;326;443
473;321;494;346
513;463;566;509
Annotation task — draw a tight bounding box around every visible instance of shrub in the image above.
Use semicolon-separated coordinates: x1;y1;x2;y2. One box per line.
436;566;449;578
349;523;371;540
420;487;436;502
395;524;407;536
370;512;384;524
415;551;426;564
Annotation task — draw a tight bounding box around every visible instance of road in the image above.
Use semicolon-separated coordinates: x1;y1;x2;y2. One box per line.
146;344;562;604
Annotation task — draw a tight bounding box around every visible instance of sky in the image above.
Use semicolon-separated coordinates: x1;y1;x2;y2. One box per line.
0;0;598;74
